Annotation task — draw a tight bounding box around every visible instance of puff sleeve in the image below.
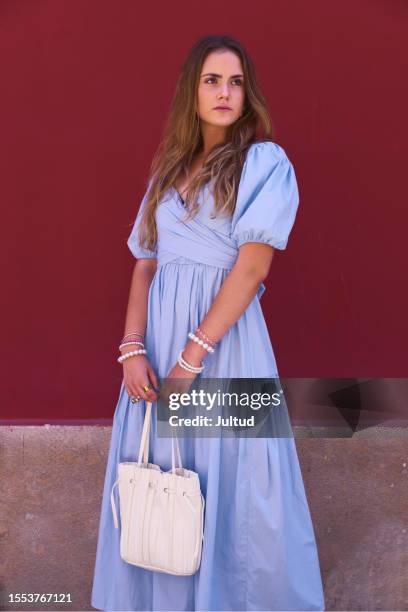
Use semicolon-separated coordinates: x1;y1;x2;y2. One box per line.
231;141;300;251
127;183;157;259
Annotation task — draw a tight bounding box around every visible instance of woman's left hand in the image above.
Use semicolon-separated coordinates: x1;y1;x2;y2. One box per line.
158;362;197;406
167;362;198;380
157;341;206;406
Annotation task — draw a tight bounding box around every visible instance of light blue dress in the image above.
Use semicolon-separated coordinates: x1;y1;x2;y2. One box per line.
91;141;325;611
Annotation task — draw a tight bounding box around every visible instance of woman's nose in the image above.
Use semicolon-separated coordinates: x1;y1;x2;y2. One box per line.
218;83;230;97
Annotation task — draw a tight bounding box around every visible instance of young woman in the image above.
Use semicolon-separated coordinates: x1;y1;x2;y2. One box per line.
91;35;325;611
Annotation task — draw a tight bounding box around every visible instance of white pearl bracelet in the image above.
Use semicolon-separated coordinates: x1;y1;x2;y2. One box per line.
188;331;215;353
118;349;147;363
178;349;205;373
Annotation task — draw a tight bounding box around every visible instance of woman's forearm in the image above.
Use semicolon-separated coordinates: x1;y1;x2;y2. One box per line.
183;263;266;365
122;261;157;343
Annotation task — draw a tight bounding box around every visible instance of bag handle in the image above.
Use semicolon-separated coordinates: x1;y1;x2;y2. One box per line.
137;400;183;472
171;430;183;473
111;400;189;531
137;400;151;465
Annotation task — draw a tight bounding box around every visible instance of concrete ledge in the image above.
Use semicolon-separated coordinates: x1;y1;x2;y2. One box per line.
0;426;407;611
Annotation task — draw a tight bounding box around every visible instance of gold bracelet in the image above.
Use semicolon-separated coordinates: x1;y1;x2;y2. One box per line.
122;331;145;340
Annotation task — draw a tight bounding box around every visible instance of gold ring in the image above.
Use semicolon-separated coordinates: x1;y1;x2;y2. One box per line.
142;384;151;392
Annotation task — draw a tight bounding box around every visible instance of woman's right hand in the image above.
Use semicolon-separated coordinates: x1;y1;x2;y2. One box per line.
123;355;160;403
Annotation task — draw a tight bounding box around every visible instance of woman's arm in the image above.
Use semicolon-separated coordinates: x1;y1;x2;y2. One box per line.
121;259;160;402
182;243;275;366
122;259;157;339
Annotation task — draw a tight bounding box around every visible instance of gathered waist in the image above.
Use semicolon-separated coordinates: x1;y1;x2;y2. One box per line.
154;254;266;301
156;253;234;271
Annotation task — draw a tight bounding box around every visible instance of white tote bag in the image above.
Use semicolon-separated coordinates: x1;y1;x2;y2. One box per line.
110;400;206;575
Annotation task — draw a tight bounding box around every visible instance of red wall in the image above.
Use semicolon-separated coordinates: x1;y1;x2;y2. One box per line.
1;0;407;421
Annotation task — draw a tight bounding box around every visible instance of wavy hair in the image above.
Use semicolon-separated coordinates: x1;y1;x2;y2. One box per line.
137;34;275;252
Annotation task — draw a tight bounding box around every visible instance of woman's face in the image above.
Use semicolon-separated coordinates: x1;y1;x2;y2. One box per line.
197;49;245;129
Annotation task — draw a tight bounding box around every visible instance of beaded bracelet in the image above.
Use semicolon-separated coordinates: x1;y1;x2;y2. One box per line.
121;336;144;344
122;331;145;340
196;327;217;346
178;349;205;373
118;341;145;351
117;349;147;363
188;331;215;353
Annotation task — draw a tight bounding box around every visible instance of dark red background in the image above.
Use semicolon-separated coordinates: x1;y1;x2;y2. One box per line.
1;0;407;422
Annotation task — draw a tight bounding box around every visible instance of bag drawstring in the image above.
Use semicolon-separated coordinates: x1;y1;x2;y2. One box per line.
111;478;120;529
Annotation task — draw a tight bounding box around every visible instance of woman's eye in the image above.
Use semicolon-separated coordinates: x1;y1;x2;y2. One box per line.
204;78;243;86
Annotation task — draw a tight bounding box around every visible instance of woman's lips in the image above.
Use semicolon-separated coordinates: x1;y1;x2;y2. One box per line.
214;107;232;111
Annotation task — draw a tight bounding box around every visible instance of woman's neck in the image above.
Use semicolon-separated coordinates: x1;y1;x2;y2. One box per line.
201;122;227;155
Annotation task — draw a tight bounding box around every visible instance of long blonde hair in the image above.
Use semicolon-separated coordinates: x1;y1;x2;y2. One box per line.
137;34;275;252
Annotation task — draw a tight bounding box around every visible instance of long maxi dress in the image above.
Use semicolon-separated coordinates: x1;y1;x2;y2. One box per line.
91;141;325;611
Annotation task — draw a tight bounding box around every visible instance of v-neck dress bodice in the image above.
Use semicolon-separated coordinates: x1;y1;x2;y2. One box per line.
155;185;240;272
